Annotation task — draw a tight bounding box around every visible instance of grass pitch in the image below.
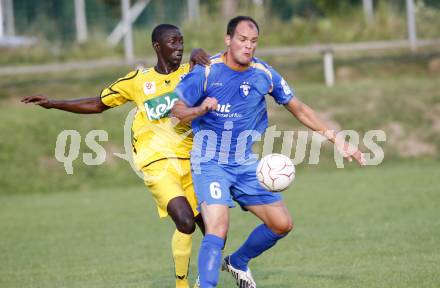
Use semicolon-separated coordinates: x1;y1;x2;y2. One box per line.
1;162;439;288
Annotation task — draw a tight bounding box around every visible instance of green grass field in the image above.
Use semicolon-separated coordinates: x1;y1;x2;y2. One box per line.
1;162;439;288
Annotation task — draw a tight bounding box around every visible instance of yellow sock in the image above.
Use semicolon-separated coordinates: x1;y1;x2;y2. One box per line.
172;230;192;288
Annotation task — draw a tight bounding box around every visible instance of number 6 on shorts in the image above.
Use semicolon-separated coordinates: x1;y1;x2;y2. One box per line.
209;182;222;199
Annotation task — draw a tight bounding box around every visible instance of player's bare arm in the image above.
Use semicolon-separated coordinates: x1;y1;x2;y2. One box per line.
285;97;365;166
171;97;218;124
21;48;208;115
189;48;211;69
21;95;109;114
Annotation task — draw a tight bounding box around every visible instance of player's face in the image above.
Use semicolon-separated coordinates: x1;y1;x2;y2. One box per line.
226;21;259;66
158;29;184;65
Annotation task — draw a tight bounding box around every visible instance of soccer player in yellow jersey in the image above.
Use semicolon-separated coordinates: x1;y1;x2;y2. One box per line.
22;24;211;288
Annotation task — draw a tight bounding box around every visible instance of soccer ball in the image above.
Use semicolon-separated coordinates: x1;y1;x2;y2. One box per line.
256;153;295;192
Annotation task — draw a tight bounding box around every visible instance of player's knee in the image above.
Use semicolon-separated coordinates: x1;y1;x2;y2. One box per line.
206;222;228;239
271;218;294;235
216;224;229;238
176;216;196;234
284;220;294;234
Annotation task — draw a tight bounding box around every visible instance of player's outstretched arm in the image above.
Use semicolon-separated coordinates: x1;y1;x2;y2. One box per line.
171;97;217;124
21;95;110;114
285;97;365;166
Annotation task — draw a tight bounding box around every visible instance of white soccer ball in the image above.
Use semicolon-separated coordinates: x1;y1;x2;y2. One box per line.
256;153;295;192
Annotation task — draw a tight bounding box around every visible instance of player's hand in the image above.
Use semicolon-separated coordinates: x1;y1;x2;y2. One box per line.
335;139;366;166
189;48;211;70
198;97;218;115
21;95;52;109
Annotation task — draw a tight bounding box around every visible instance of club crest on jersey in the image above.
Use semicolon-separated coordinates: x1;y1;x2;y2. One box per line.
143;81;156;95
240;82;251;97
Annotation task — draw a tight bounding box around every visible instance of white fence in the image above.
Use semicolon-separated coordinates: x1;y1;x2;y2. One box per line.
1;0;439;87
257;39;440;86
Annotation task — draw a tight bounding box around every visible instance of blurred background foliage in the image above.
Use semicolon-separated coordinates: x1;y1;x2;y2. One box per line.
3;0;440;65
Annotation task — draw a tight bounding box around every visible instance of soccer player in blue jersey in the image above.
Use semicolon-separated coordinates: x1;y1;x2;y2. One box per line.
171;16;365;288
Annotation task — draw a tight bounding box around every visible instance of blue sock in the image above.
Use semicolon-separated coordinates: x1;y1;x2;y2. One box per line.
230;224;287;271
198;234;225;288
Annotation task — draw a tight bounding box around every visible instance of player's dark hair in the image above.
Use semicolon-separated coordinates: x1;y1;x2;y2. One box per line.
226;16;259;37
151;24;179;43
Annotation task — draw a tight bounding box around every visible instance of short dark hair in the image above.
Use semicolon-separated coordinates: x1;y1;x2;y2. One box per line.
226;16;259;37
151;24;179;43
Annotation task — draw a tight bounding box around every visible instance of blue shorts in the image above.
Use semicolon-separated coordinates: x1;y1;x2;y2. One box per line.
191;161;282;210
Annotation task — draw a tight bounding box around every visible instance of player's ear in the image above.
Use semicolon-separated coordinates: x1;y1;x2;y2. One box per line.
152;41;160;53
225;35;231;47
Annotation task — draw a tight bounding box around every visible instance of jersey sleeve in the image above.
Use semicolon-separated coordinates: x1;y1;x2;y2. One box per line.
100;70;138;107
268;67;295;105
175;64;206;107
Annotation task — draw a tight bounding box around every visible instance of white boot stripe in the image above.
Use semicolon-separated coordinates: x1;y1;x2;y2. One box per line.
222;256;256;288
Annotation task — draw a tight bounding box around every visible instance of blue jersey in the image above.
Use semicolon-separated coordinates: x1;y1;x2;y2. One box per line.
175;53;294;166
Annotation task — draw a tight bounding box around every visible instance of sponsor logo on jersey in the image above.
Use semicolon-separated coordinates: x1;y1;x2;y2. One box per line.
143;81;156;95
144;92;179;120
211;82;223;87
212;103;242;118
239;81;251;97
216;103;231;113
